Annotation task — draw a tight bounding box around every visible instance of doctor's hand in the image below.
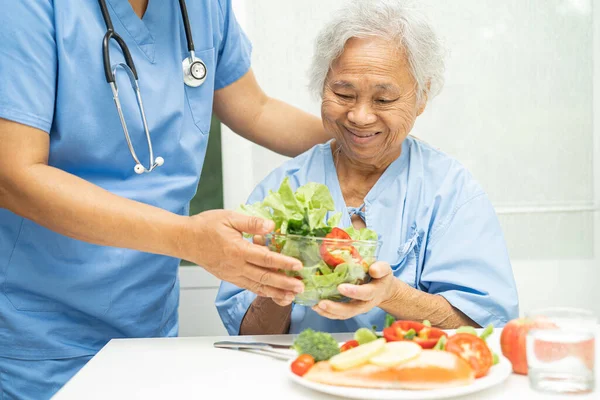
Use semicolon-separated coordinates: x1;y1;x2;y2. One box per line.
311;261;399;320
184;210;304;303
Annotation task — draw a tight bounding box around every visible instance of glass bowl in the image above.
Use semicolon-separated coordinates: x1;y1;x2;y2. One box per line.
265;232;381;306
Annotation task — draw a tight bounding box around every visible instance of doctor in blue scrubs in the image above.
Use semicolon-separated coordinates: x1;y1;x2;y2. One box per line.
0;0;326;398
217;0;519;337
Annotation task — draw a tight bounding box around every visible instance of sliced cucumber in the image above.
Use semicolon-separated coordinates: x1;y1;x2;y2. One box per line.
330;338;386;370
354;327;378;345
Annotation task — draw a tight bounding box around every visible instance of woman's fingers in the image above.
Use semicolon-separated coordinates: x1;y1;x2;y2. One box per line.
368;261;392;279
312;304;343;319
312;300;369;320
337;283;376;301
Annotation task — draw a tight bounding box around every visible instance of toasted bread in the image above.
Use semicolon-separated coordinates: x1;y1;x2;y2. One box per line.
303;349;475;390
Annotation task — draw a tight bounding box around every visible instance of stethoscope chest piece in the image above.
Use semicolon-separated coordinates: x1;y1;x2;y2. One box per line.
183;51;207;87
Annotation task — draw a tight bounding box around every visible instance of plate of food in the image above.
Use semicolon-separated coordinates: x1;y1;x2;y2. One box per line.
287;321;512;400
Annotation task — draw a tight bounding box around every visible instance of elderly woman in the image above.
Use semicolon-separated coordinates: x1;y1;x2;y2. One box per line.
216;0;519;335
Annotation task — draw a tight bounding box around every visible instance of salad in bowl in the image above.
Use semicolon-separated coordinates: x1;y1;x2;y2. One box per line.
238;177;381;306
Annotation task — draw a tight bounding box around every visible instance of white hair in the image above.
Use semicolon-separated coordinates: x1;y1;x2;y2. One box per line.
308;0;446;103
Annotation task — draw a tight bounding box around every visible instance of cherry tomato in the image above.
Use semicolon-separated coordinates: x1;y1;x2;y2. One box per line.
446;333;493;378
382;321;447;349
340;340;360;352
291;354;315;377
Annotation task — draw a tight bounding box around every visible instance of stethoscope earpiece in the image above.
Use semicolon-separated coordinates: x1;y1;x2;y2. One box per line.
134;156;164;174
134;164;145;174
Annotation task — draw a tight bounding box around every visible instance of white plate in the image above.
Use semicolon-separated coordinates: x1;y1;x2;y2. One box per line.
288;355;513;400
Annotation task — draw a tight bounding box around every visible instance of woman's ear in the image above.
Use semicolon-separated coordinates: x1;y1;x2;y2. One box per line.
416;81;431;116
417;98;427;116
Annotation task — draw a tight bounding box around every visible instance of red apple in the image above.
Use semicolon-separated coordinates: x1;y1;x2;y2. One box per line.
500;318;531;374
500;317;558;375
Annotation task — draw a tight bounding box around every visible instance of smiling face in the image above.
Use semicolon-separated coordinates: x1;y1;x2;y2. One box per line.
321;37;427;168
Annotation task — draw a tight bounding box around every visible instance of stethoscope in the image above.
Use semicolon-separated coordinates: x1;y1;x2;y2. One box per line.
98;0;207;174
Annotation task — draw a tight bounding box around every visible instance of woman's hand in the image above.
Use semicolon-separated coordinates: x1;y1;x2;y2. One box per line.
184;210;304;304
311;261;402;320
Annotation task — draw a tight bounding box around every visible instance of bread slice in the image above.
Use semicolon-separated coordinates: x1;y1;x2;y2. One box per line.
303;349;475;390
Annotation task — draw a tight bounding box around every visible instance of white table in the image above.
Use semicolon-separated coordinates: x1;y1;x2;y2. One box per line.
53;329;598;399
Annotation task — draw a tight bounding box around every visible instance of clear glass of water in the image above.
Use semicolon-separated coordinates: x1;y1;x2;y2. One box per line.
526;307;596;394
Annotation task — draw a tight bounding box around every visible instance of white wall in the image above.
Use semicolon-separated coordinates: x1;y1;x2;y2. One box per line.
178;268;226;337
180;0;600;336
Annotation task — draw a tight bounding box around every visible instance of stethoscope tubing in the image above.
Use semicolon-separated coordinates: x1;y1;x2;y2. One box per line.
97;0;201;174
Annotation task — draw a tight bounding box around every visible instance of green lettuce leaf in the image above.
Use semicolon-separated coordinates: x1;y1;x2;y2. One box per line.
307;208;328;231
237;202;272;220
327;212;342;228
238;177;340;237
295;182;335;210
343;226;379;260
344;226;379;241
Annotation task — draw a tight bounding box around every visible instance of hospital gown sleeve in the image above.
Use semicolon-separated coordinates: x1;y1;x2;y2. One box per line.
420;193;519;327
0;0;57;133
215;278;258;336
214;0;252;90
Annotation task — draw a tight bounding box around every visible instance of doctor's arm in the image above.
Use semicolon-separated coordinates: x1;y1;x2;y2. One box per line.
213;68;331;158
0;119;304;302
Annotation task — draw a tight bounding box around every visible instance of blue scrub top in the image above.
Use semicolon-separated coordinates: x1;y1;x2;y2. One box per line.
0;0;251;360
216;138;520;335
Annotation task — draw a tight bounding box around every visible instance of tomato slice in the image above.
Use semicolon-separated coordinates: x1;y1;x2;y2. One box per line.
340;340;360;352
446;333;493;378
291;354;315;376
319;228;363;268
328;227;352;239
382;321;447;349
319;245;359;267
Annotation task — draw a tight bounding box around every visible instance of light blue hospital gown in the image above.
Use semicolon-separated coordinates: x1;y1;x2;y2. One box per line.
216;137;519;334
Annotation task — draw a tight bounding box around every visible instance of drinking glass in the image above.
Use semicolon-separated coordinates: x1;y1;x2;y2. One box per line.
526;307;596;394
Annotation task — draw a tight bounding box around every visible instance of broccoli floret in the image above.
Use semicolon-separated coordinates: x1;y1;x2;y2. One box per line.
292;329;340;362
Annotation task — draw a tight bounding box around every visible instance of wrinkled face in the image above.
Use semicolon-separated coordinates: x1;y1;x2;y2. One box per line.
321;37;426;167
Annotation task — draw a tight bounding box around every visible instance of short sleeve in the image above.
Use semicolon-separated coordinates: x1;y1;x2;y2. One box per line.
420;193;519;327
214;0;252;90
0;0;57;133
215;282;257;336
